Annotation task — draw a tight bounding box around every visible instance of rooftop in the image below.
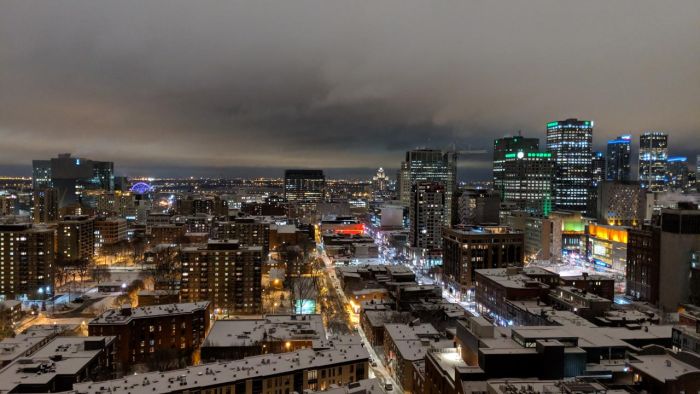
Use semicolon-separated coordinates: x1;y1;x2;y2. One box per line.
0;336;115;392
202;314;325;348
89;302;210;325
73;338;369;394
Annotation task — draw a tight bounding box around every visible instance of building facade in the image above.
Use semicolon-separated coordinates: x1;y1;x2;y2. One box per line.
546;119;593;212
639;132;668;192
597;181;646;226
442;226;524;300
57;215;95;263
606;135;632;181
493;135;540;200
180;240;263;314
399;149;456;226
501;151;555;215
409;182;445;261
0;221;54;300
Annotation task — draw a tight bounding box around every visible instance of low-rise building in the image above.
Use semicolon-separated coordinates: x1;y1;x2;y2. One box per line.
200;314;325;361
73;337;369;394
0;336;116;393
383;323;451;393
443;226;524;301
88;302;211;371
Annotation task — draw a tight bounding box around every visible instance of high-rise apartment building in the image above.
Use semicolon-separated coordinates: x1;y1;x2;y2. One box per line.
180;240;263;314
606;135;631;181
501;151;555;215
31;160;52;190
639;132;668;192
0;220;54;299
399;149;456;226
212;217;271;256
409;182;445;258
33;154;115;207
283;170;325;204
32;188;58;224
546;119;593;212
57;215;95;263
493;136;540;200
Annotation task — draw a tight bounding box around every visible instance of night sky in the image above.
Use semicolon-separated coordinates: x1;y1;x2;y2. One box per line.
1;1;699;180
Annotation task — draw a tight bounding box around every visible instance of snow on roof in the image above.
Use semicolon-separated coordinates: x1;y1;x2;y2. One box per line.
0;336;115;392
629;353;700;382
308;378;385;394
73;338;369;394
89;302;210;325
202;314;325;348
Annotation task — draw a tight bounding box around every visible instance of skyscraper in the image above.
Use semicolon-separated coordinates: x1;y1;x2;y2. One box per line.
283;169;325;204
501;151;555;215
409;182;445;261
399;149;456;226
33;153;115;207
31;160;52;190
493;135;540;200
667;156;690;191
546;119;593;212
606;135;631;181
591;151;605;187
32;188;58;224
639;132;668;192
587;151;606;216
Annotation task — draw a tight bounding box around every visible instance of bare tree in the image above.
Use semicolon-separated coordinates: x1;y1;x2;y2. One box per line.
91;265;111;284
0;305;15;339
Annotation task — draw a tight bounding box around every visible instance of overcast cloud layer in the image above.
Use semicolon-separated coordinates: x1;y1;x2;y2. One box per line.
1;1;699;179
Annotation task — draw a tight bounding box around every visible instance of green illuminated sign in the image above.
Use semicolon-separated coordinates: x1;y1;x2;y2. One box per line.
547;121;559;128
527;152;552;158
505;153;517;158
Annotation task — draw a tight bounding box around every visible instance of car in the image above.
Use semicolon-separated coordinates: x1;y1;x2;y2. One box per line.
384;383;393;391
371;361;378;367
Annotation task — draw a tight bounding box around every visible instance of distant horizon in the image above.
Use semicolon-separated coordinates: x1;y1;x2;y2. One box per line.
0;163;494;182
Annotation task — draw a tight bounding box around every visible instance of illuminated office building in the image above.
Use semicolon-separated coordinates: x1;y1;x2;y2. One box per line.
606;135;631;181
283;169;325;204
493;135;540;199
546;119;593;212
639;132;668;192
501;151;555;215
399;149;456;226
667;156;691;191
32;154;115;207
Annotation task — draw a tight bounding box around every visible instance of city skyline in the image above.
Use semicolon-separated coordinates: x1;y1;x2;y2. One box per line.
1;1;699;178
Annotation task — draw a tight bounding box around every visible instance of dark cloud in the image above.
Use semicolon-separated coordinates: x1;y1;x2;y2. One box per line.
0;1;698;179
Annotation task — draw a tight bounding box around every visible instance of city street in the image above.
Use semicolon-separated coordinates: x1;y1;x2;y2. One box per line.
319;250;400;391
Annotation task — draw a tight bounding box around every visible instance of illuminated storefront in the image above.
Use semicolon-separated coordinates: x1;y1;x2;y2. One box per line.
586;224;629;272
